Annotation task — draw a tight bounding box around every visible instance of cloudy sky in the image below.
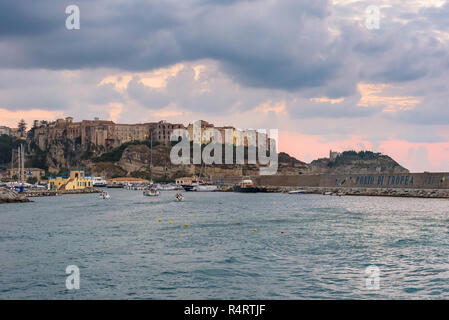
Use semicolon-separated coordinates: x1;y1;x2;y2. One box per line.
1;0;449;171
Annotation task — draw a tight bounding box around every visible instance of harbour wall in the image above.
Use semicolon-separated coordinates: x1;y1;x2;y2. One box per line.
213;172;449;189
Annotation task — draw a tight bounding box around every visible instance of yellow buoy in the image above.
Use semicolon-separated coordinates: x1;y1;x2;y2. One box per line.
158;218;161;222
185;223;188;227
195;214;198;217
169;221;173;224
253;228;257;232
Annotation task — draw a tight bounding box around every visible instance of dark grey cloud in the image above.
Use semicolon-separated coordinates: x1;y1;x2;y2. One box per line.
0;0;347;93
0;0;449;135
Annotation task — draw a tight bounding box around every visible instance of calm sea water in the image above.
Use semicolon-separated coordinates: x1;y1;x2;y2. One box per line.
0;189;448;299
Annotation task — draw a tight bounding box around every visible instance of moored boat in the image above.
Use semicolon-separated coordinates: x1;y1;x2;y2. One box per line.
182;182;198;191
234;176;266;193
156;183;177;191
91;177;107;187
193;184;218;192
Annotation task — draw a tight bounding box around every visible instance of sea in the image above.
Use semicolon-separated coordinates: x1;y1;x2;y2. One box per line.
0;189;448;299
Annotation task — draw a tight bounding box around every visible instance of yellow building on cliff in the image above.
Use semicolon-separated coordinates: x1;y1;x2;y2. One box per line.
48;169;93;191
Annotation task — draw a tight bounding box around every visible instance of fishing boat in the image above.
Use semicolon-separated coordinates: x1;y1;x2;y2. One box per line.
143;187;160;197
234;176;266;193
175;193;185;201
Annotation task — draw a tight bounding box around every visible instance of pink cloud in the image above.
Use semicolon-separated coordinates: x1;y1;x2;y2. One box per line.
279;131;449;172
0;108;65;128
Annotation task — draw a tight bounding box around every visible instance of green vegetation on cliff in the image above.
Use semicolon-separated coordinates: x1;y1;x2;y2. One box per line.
310;150;408;174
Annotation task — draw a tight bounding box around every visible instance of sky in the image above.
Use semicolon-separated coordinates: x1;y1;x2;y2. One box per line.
1;0;449;172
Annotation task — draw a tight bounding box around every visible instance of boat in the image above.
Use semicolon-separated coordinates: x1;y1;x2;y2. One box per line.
100;191;110;199
234;176;266;193
156;183;177;191
91;177;107;187
125;183;147;190
175;193;185;201
181;174;217;192
182;180;199;191
143;187;160;197
288;189;306;194
193;184;218;192
106;181;124;188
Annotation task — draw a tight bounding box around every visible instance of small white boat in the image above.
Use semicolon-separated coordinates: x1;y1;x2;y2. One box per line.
143;188;160;197
193;184;218;192
175;193;185;201
100;191;110;199
156;183;177;191
288;189;306;194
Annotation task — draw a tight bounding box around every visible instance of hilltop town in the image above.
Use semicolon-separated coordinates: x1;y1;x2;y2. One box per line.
0;117;407;182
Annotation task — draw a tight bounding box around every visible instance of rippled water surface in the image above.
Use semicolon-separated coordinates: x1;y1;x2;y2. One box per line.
1;190;448;299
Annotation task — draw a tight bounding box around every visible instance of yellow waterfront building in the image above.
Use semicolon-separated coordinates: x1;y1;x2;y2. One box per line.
48;169;93;191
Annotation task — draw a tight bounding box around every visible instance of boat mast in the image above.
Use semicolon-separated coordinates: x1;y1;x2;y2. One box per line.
22;144;25;183
11;148;14;179
18;145;21;183
150;130;153;182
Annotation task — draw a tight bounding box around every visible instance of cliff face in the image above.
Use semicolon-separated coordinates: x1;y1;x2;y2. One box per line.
24;129;408;179
83;144;309;179
309;151;408;174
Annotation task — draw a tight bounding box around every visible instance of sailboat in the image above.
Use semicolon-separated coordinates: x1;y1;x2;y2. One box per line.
191;163;218;192
143;131;160;197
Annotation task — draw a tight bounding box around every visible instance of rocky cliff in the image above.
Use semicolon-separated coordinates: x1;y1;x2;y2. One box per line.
83;144;308;180
19;132;409;180
309;151;408;174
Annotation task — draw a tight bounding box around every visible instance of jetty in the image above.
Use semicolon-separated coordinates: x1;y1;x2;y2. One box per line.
214;172;449;198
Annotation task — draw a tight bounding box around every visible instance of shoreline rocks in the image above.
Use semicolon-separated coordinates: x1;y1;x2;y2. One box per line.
0;188;32;203
24;187;102;197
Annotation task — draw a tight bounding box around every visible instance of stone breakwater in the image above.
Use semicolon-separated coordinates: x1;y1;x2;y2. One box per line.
296;187;449;198
0;188;31;203
216;185;449;198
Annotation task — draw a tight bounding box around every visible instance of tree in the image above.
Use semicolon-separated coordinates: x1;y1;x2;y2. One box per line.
18;119;27;138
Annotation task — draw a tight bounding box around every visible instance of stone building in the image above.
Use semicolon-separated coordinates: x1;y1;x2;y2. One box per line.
32;117;185;151
8;168;46;181
0;126;12;136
